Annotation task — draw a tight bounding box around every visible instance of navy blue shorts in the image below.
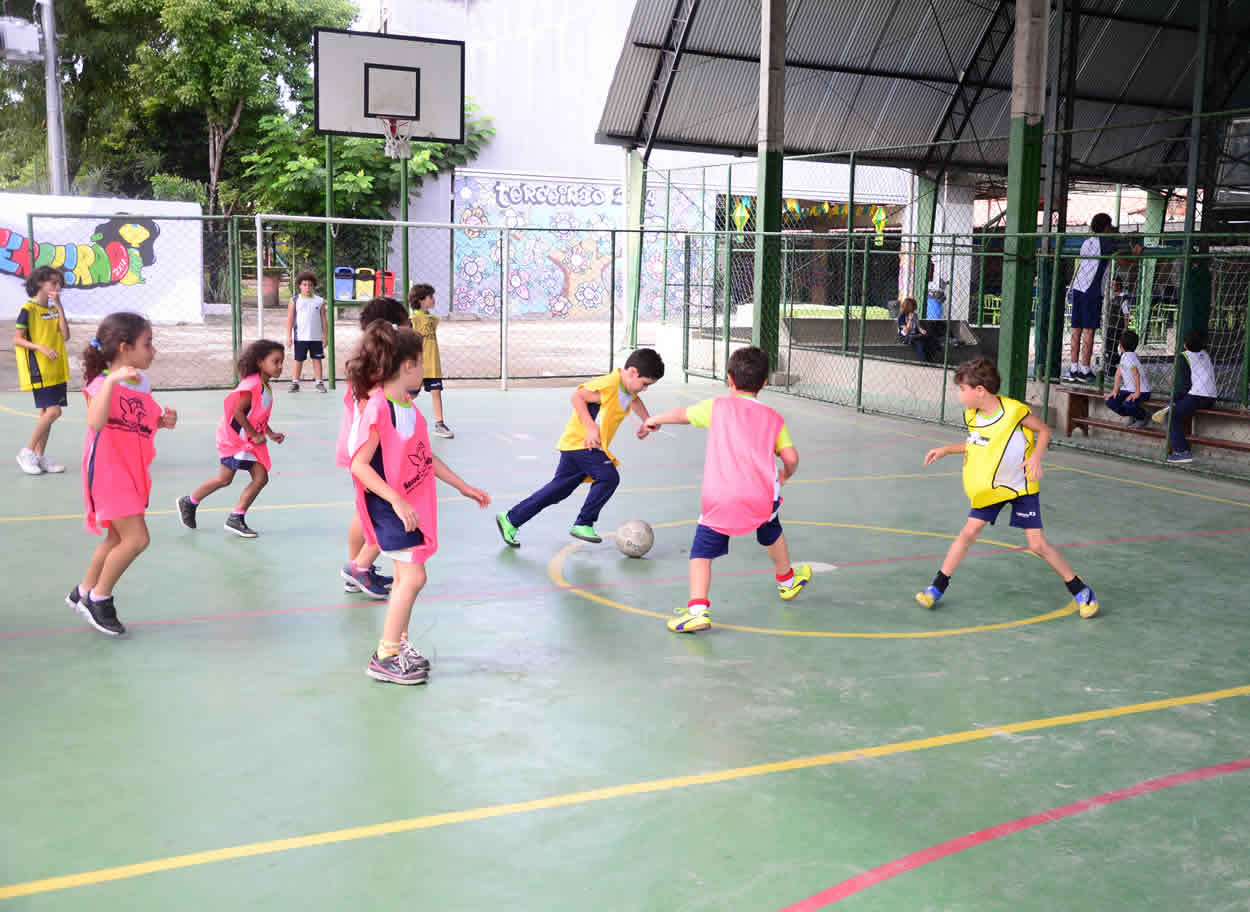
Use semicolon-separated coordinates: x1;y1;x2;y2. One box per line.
422;378;444;392
1068;289;1102;330
293;340;324;361
32;383;68;409
690;499;783;560
366;491;427;551
969;492;1042;529
220;456;262;472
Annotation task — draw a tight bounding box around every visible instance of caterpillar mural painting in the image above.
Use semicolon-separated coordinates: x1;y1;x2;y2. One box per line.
0;218;160;289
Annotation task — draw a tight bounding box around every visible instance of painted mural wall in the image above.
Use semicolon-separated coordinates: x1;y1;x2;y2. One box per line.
1;194;205;324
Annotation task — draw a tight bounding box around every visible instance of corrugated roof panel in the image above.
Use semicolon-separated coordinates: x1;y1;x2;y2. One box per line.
596;0;1223;185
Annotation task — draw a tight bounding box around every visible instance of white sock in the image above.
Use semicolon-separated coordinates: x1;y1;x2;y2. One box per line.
89;589;109;602
77;585;88;599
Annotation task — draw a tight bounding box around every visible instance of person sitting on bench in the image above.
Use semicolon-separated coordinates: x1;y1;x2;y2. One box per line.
898;297;939;362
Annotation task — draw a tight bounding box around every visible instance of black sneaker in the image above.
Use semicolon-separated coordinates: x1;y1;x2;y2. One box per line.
65;586;82;611
224;514;258;538
433;421;454;439
79;593;125;636
177;495;198;530
366;650;429;685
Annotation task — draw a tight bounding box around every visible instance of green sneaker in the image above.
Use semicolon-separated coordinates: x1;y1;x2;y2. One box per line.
569;524;602;543
495;512;520;548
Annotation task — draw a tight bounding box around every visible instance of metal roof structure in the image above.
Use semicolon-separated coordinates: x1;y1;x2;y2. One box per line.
596;0;1250;189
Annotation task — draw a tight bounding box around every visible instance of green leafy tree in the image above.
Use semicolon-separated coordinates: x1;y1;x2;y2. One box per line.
88;0;355;212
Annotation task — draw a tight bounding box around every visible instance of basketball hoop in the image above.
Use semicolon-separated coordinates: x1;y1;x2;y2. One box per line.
381;116;413;160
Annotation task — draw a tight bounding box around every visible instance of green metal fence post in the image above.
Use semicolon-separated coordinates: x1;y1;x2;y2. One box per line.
1041;233;1065;424
1241;268;1250;407
976;235;986;324
856;235;870;411
609;230;617;371
662;170;671;323
842;152;855;352
325;135;337;390
683;234;692;382
721;166;733;378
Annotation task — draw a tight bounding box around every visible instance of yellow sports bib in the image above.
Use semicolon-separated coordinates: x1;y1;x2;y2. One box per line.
15;300;69;390
962;395;1038;508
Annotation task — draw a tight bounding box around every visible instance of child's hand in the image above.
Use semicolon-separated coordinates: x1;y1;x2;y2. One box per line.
1126;392;1140;402
1105;394;1114;404
392;500;420;532
111;365;141;384
461;485;490;508
248;430;266;445
158;408;178;429
583;424;602;449
636;422;651;439
269;430;285;444
42;345;59;361
1022;452;1044;482
923;447;945;466
643;416;661;433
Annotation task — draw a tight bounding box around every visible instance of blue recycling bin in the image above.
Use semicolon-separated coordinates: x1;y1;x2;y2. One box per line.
925;296;943;319
333;266;355;300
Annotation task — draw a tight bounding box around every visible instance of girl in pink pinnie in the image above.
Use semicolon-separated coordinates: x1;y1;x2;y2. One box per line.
177;340;286;538
69;312;178;636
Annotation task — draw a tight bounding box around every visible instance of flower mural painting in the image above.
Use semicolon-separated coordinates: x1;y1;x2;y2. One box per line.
508;268;531;301
574;281;603;311
460;255;488;284
460;207;488;239
549;295;571;318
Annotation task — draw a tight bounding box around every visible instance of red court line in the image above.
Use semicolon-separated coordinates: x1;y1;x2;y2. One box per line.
777;757;1250;911
6;527;1247;640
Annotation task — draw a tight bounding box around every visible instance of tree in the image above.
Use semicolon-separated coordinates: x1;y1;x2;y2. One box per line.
88;0;355;212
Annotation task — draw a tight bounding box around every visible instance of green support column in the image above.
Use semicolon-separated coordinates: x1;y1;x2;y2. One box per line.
1137;191;1166;338
1000;115;1045;399
751;0;785;370
624;149;646;350
911;175;937;304
999;0;1049;401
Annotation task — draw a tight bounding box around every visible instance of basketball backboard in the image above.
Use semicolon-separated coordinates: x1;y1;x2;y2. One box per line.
314;28;465;144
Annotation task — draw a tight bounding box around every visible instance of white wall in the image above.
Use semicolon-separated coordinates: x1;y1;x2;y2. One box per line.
0;194;205;324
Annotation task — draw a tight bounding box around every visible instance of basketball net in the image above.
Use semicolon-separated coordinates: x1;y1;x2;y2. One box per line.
381;116;412;160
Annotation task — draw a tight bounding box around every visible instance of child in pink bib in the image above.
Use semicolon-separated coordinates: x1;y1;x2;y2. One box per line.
176;341;286;539
346;321;490;686
70;312;178;636
645;346;812;633
338;296;411;599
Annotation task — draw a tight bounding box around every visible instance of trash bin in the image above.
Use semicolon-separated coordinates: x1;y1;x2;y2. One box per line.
261;268;287;309
354;268;376;302
333;266;355;301
374;270;395;298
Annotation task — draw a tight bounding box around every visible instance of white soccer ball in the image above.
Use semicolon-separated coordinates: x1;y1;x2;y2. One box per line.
615;519;654;558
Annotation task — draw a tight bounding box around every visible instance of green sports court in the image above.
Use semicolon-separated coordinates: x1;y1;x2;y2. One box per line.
3;379;1250;909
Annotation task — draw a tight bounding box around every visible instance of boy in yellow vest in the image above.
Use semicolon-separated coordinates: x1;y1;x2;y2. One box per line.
13;266;70;475
916;358;1098;618
495;348;664;546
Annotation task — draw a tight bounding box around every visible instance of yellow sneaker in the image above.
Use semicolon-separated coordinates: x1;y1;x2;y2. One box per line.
915;585;943;609
668;609;711;633
778;564;812;601
1072;586;1099;619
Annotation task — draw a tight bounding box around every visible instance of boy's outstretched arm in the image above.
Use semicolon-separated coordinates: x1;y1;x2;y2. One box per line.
643;406;690;432
778;446;799;484
923;441;967;466
630;396;653;438
1020;413;1050;482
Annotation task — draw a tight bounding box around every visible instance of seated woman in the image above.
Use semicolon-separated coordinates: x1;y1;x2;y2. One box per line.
897;297;939;362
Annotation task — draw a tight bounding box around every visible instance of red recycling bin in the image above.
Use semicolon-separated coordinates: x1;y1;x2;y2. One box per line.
374;270;395;297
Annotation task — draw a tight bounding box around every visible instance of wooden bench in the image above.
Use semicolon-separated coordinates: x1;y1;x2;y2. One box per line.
1062;386;1250;453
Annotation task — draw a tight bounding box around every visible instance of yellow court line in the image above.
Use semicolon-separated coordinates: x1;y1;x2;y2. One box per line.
3;682;1247;901
547;520;1062;639
1047;461;1250;510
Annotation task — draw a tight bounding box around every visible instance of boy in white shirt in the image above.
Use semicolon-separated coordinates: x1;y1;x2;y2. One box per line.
285;270;328;392
1103;330;1151;428
1063;213;1116;383
1152;330;1219;464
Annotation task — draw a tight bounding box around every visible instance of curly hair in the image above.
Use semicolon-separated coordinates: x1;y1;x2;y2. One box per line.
346;320;422;401
294;270;318;289
237;339;285;379
953;358;1001;394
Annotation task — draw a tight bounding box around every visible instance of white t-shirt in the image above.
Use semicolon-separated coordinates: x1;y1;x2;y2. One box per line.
1184;350;1217;398
1117;351;1150;393
292;295;325;342
1072;236;1110;294
974;406;1027;493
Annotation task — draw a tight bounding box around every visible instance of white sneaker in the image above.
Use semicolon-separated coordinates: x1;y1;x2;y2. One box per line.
16;448;43;475
37;453;65;473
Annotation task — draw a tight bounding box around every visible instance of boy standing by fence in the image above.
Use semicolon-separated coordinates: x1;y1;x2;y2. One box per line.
408;283;454;438
286;270;327;392
14;266;70;475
